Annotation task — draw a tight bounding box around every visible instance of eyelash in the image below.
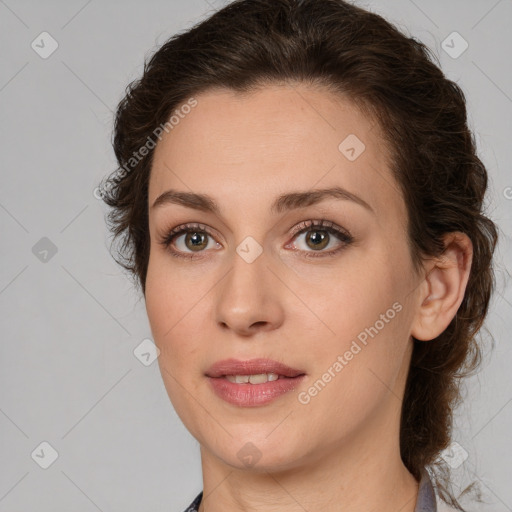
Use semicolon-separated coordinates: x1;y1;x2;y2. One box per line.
157;219;354;260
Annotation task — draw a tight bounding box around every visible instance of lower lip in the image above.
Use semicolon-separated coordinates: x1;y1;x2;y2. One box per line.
207;375;306;407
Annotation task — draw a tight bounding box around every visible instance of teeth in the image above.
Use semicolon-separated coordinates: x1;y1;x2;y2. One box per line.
225;373;280;384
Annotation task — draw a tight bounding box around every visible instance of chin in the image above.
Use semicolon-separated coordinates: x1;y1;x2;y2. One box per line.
205;433;306;473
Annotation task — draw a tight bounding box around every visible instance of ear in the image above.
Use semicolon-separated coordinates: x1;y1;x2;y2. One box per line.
410;232;473;342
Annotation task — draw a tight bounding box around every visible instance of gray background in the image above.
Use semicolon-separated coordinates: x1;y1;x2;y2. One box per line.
0;0;511;511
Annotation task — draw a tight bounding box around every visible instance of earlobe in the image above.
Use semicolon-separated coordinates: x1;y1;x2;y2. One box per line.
410;232;473;342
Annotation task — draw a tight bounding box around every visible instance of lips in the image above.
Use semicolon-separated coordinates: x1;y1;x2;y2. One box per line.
205;358;306;379
205;358;307;407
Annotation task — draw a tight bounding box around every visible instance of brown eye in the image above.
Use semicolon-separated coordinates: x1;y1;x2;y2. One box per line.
288;219;354;258
304;230;330;251
183;231;209;251
159;223;220;259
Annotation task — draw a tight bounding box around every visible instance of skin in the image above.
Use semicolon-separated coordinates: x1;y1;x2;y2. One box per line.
145;83;473;512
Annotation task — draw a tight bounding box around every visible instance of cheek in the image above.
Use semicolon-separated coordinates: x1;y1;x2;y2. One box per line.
291;255;396;331
145;257;200;361
145;256;221;384
293;266;413;440
145;262;208;428
146;249;197;328
292;238;412;366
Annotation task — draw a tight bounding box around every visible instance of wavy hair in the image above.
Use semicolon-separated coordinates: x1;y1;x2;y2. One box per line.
99;1;498;509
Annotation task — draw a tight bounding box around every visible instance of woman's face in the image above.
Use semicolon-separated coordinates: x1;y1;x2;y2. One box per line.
145;84;423;471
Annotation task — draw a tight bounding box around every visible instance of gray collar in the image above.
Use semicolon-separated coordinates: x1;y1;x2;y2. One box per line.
415;467;438;512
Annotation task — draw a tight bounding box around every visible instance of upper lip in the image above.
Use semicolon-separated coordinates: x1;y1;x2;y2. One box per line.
205;358;306;378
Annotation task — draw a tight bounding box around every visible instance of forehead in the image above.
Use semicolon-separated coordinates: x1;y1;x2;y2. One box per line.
148;84;405;224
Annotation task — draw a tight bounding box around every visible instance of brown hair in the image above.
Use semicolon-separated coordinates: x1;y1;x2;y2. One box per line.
99;0;498;509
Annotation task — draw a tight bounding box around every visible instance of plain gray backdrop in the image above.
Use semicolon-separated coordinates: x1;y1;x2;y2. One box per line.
1;0;511;511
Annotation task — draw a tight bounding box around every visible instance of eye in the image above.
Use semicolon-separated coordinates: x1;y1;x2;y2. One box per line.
285;219;353;258
158;222;220;260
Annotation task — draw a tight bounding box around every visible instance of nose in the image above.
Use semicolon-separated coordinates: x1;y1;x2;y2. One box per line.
214;248;285;337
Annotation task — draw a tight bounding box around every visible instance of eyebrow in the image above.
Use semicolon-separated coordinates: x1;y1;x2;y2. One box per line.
151;185;374;215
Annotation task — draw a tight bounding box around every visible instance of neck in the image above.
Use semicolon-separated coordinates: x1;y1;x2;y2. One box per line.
197;419;419;512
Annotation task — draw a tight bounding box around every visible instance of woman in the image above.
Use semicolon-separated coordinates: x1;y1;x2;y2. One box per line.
99;1;498;511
